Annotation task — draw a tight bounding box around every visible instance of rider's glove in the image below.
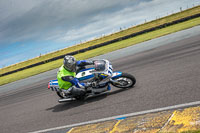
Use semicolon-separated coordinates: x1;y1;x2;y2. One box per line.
87;60;95;65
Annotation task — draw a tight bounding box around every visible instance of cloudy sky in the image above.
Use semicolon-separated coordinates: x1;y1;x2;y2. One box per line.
0;0;199;68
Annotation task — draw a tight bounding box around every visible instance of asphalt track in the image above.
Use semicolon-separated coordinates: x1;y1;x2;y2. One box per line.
0;29;200;133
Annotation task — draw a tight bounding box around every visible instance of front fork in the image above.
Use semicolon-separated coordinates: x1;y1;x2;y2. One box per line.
110;78;124;86
110;71;123;85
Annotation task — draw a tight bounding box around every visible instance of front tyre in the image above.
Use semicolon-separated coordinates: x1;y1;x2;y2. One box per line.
111;73;136;88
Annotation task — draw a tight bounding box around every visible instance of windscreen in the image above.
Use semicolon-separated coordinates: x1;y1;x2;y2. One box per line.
94;60;106;71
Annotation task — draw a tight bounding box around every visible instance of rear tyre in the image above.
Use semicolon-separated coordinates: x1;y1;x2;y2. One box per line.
56;91;65;99
111;73;136;88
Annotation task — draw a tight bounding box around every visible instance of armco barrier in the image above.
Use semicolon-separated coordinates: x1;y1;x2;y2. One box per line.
1;13;200;77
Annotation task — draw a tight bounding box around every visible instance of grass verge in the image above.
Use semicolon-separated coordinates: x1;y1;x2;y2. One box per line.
0;17;200;86
0;6;200;75
160;130;200;133
181;130;200;133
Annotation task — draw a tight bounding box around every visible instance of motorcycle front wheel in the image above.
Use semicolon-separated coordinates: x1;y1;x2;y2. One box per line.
111;73;136;88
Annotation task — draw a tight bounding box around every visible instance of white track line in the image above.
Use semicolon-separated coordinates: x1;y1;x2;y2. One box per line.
29;100;200;133
159;111;175;131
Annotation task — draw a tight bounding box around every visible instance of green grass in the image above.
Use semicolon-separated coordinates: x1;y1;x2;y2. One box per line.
181;130;200;133
0;5;200;76
0;16;200;86
160;130;200;133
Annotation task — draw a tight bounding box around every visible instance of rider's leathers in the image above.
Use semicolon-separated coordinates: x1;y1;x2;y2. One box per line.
57;60;93;90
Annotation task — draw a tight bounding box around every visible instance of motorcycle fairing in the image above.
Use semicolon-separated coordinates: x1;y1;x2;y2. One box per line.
48;71;122;88
76;68;95;81
111;71;122;79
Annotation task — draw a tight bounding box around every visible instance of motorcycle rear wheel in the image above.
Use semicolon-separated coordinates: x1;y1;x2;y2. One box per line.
57;91;86;100
111;73;136;88
56;91;65;99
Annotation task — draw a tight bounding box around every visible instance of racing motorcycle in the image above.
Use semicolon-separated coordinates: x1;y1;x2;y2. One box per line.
48;59;136;102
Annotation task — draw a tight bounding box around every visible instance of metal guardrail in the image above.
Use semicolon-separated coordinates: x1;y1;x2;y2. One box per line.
1;13;200;77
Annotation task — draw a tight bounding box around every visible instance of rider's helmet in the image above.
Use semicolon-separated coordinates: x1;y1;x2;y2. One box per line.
63;55;76;72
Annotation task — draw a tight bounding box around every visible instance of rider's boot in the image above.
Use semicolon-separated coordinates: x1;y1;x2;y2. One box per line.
70;86;86;96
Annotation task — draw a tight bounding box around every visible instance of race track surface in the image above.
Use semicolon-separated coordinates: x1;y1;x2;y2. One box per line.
0;34;200;133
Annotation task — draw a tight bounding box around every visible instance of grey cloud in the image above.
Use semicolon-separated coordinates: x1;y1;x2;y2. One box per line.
0;0;152;44
57;0;200;44
1;0;200;67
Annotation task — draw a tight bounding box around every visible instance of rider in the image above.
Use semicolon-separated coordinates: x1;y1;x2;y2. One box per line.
57;55;95;97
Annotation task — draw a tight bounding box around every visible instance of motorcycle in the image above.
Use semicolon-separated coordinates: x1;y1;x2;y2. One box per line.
48;59;136;102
